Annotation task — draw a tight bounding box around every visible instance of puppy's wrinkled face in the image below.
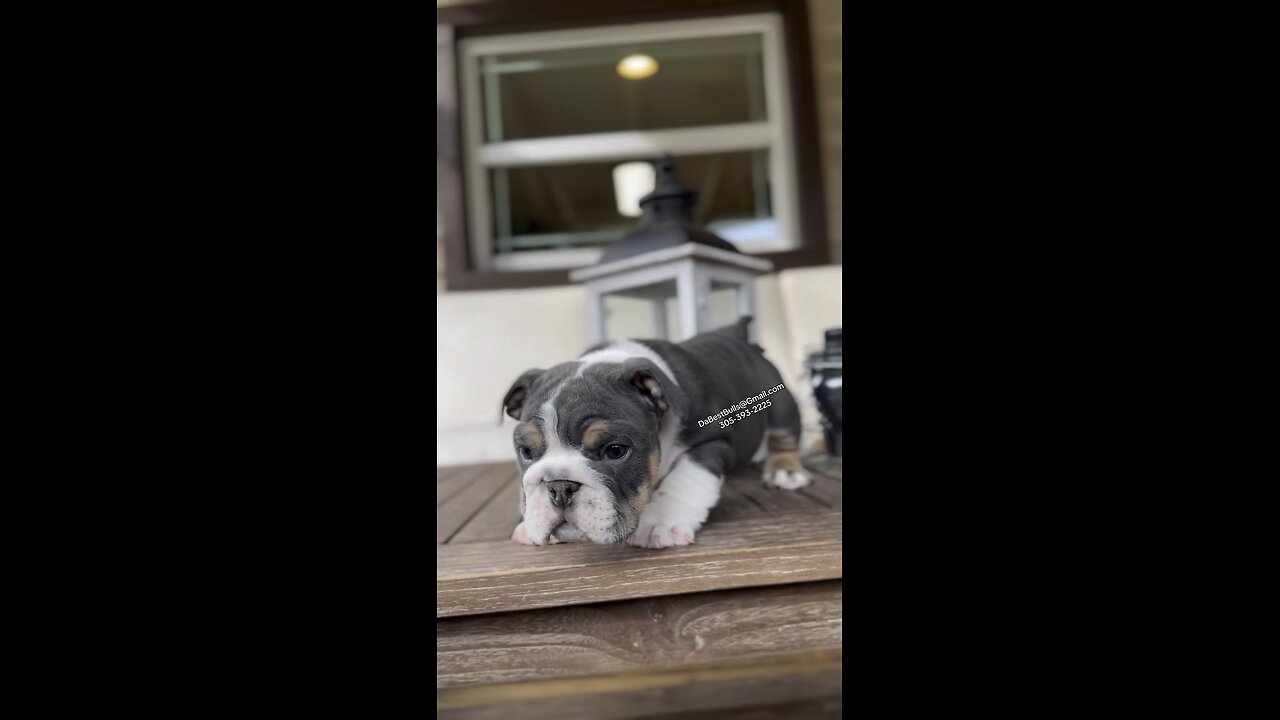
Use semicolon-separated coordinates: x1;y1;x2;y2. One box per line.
505;362;665;545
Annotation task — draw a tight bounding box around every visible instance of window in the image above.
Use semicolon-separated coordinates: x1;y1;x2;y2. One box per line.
458;14;801;273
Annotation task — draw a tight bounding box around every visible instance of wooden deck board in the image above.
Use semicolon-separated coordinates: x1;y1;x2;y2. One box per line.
797;473;842;509
450;479;522;544
436;455;843;712
437;580;842;689
437;463;500;507
729;469;829;514
436;474;471;508
437;649;841;719
438;464;518;544
437;512;842;618
705;481;764;523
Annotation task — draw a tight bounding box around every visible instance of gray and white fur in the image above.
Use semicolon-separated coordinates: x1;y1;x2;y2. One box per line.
501;317;810;549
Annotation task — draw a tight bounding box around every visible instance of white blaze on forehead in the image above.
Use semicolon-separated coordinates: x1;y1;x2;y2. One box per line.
577;340;680;387
539;402;565;454
522;402;609;494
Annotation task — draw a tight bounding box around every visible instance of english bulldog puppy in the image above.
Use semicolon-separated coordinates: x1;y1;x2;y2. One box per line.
501;317;810;549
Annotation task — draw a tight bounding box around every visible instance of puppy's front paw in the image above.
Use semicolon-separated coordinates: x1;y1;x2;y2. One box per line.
511;522;536;545
764;468;811;490
626;523;696;549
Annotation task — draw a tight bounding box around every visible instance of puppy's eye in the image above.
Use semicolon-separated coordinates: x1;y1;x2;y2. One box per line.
602;444;629;460
519;447;533;461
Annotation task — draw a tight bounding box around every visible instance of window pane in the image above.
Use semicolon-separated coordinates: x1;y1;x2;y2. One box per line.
492;150;773;255
481;34;767;142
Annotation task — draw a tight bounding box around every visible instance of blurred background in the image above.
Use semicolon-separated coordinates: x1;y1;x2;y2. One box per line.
438;0;842;466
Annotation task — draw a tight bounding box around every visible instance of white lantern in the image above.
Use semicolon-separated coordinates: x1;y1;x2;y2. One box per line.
569;156;774;344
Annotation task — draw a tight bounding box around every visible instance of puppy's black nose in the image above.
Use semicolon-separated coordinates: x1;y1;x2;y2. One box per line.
547;480;581;507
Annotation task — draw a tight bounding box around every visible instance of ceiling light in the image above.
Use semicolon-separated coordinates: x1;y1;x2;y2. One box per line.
616;54;659;80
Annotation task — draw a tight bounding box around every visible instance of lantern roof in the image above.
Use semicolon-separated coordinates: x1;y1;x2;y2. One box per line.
599;155;742;263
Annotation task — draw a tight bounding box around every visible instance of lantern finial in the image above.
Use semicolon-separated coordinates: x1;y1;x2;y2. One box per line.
638;153;695;225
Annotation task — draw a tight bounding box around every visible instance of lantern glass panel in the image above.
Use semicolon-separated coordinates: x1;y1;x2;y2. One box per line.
603;280;678;341
708;280;743;331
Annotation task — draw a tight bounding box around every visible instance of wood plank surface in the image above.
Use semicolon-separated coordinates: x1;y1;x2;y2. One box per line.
797;473;842;509
437;580;842;688
636;699;842;719
450;478;522;544
705;481;764;523
438;463;499;507
437;512;842;618
729;470;828;514
436;472;470;507
437;649;841;720
438;464;517;544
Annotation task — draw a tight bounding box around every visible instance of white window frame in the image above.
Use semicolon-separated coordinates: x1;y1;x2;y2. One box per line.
458;13;801;273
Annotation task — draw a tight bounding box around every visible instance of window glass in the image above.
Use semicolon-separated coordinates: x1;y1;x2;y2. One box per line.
492;149;773;255
481;34;767;142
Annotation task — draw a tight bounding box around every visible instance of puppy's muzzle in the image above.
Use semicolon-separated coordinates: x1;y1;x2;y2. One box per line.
547;480;582;508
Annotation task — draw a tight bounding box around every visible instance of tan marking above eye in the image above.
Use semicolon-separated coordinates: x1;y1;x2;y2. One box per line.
581;420;610;450
517;423;545;452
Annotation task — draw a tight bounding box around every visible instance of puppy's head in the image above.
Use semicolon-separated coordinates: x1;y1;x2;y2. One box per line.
502;358;685;545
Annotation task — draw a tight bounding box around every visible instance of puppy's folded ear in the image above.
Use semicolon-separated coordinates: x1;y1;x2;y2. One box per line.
501;368;546;422
623;359;687;420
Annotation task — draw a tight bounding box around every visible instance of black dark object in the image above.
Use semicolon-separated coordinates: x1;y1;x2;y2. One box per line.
601;155;741;263
808;329;842;456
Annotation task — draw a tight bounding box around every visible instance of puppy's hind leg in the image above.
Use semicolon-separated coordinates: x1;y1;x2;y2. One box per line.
761;385;811;490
